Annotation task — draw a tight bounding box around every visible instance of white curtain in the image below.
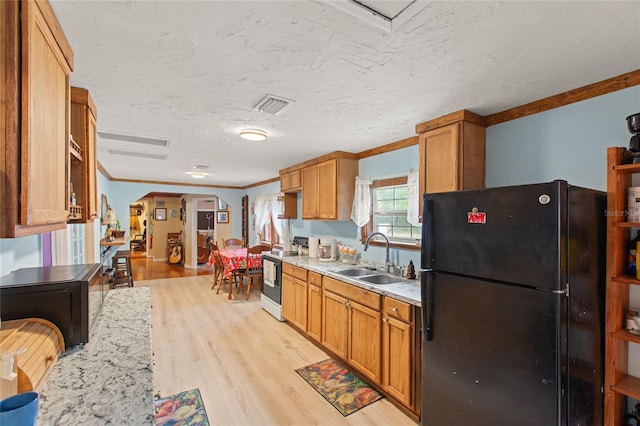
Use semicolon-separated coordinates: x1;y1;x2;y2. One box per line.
253;194;270;243
268;195;284;242
253;193;284;244
351;177;372;227
407;168;420;226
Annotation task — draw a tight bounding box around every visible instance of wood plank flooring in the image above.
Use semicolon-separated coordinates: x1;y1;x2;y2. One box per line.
133;258;417;425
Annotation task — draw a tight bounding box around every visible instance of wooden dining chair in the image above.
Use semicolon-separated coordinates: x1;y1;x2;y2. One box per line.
223;238;245;248
213;249;237;295
208;241;223;290
236;243;272;299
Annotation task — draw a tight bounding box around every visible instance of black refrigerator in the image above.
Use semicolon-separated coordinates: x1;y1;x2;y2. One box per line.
420;180;606;426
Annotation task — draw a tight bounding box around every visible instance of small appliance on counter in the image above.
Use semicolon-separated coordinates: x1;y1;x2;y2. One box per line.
308;237;320;258
318;238;337;261
292;236;309;256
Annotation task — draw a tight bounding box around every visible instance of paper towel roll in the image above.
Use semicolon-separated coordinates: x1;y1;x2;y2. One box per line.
308;237;319;258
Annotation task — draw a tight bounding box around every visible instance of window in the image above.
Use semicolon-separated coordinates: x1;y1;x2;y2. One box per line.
258;212;283;245
361;177;421;250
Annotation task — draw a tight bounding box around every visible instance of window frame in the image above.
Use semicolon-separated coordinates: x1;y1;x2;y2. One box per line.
258;213;280;246
360;177;421;251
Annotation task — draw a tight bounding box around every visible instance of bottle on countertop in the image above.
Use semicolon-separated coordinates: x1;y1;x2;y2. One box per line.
628;230;640;276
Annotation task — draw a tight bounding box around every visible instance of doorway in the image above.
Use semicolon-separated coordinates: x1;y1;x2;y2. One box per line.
129;201;148;258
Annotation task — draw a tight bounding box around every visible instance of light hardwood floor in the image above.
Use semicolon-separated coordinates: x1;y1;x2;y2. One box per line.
133;258;417;425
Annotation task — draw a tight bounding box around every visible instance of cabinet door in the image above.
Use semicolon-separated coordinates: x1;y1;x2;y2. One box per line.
85;110;98;220
21;1;71;228
307;273;322;341
420;123;460;195
301;165;318;219
317;159;337;220
289;169;301;190
282;274;296;322
280;173;291;191
349;301;382;383
70;88;98;223
382;315;412;407
293;276;308;330
322;290;349;360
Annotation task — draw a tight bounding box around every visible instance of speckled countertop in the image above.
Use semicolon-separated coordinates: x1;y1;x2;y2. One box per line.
37;286;154;425
269;254;422;306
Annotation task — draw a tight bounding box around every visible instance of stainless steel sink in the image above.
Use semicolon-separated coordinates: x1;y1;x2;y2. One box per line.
358;274;408;285
332;267;376;277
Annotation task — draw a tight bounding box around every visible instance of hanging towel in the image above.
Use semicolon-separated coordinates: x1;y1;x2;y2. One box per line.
263;260;276;287
407;169;420;226
351;177;372;227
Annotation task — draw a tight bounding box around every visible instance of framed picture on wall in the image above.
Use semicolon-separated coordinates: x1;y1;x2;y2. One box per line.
155;208;167;221
218;198;227;210
217;210;229;223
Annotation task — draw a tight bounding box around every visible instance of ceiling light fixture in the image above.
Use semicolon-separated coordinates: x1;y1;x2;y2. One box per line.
239;129;267;141
188;172;206;179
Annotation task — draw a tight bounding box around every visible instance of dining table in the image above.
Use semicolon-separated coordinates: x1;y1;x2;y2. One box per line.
215;248;263;300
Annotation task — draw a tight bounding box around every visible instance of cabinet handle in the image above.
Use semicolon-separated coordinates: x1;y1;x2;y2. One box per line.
382;318;388;322
392;307;398;312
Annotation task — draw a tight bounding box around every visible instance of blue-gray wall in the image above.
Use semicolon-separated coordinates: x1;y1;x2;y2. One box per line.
487;86;639;191
2;86;639;276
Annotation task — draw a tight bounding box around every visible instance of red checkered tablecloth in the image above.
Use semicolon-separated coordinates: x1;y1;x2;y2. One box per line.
217;248;262;278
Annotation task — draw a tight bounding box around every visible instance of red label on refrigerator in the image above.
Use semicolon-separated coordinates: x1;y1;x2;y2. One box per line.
468;212;486;224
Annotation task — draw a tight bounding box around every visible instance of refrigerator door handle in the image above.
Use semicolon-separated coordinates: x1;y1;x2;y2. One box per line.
421;196;434;270
422;270;435;341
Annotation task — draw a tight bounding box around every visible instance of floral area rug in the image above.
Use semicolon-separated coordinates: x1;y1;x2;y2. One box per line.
295;358;383;416
155;388;209;426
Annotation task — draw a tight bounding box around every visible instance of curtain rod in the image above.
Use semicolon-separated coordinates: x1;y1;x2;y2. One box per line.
358;172;410;182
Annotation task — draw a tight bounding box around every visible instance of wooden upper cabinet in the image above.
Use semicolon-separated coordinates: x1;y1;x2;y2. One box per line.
69;87;98;222
1;0;74;237
416;110;486;220
280;169;301;192
301;165;319;219
301;153;358;221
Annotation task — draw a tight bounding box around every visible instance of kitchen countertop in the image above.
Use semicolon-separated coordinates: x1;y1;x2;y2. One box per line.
267;254;421;306
37;286;154;425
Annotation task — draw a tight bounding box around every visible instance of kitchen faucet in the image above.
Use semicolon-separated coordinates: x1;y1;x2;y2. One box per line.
364;232;395;274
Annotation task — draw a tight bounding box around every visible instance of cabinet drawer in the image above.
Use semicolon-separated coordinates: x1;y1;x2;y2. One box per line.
283;263;307;281
383;297;412;323
308;271;322;288
323;276;380;311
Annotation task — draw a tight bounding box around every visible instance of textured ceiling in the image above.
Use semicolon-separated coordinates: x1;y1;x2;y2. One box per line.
50;1;640;187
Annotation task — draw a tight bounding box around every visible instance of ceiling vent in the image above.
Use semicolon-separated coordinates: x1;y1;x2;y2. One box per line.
105;149;167;160
253;94;294;115
193;164;210;170
325;0;427;33
98;131;170;147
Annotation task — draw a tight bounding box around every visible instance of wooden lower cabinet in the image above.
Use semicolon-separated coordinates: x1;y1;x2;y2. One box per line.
282;264;308;331
322;277;382;384
285;266;419;418
306;272;322;342
348;300;382;383
382;297;414;407
321;289;349;359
